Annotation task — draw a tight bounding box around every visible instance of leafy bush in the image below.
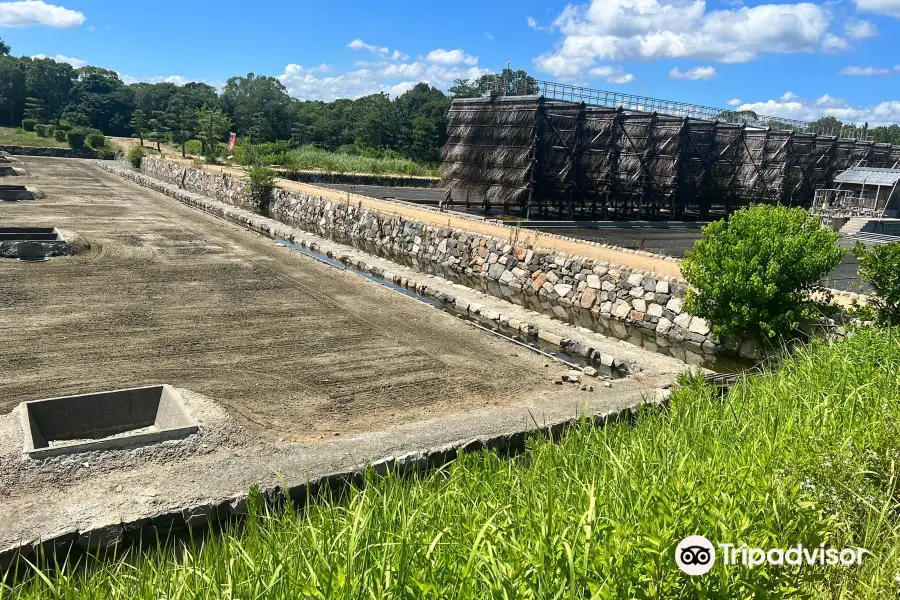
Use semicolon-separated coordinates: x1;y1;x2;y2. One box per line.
126;145;146;168
185;139;202;155
86;133;106;148
243;166;276;211
53;129;67;142
66;129;86;150
22;118;37;132
682;205;844;340
33;124;48;137
852;241;900;325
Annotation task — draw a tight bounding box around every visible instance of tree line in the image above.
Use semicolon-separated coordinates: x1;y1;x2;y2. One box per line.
3;34;895;161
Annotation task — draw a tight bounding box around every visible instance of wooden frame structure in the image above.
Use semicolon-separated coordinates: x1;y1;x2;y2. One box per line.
440;95;900;219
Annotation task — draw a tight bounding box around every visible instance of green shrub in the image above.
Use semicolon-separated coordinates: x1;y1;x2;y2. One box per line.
185;139;202;155
682;205;844;340
53;129;67;142
243;166;276;211
34;124;48;137
66;129;86;150
22;118;37;132
126;145;146;168
86;133;106;148
852;241;900;325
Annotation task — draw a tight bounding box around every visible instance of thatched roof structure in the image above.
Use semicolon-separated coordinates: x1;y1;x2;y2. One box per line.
440;95;900;218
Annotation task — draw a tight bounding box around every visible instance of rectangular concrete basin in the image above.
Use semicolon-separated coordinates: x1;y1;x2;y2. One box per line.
0;164;18;177
0;185;33;201
20;384;199;458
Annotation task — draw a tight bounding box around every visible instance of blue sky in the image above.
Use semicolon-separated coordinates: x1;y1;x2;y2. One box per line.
1;0;899;125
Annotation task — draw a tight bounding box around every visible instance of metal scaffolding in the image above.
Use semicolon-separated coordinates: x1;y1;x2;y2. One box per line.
440;95;900;220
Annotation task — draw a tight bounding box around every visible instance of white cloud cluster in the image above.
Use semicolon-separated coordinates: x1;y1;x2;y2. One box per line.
31;52;86;67
278;40;491;101
347;39;408;62
726;98;743;106
844;19;878;40
669;65;717;80
425;48;478;66
839;66;893;76
0;0;84;28
589;65;634;84
533;0;838;78
118;73;224;89
854;0;900;18
736;92;900;127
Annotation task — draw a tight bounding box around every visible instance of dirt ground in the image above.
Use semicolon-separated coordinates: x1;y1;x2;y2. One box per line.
0;157;571;443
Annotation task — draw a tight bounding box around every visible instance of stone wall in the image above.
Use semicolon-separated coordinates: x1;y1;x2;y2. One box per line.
135;156;749;358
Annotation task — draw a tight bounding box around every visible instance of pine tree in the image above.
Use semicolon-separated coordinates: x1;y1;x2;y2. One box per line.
130;109;148;146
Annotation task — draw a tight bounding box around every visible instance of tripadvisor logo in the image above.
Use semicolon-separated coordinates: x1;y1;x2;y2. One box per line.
675;535;869;575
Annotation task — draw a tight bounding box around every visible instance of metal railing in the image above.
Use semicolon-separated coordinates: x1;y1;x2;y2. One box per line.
475;75;873;141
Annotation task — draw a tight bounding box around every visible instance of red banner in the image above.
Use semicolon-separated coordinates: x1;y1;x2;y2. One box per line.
228;133;237;153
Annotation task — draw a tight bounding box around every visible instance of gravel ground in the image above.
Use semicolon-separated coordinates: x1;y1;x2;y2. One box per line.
0;157;682;551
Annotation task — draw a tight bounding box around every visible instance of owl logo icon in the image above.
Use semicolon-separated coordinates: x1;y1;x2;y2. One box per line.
676;535;716;575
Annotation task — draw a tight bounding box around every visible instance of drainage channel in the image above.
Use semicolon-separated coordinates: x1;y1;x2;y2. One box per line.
275;240;607;374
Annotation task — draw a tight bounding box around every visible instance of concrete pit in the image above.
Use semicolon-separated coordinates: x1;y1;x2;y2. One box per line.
0;226;72;260
20;384;199;459
0;185;35;201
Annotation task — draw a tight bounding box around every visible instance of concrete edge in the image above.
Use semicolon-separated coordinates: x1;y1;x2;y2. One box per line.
0;391;670;570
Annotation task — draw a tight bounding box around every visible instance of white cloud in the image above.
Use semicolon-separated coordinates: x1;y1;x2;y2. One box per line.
668;65;717;80
278;53;490;101
483;32;494;40
425;48;478;66
726;98;742;106
839;66;893;76
533;0;837;78
821;33;851;53
347;38;408;62
118;73;224;89
854;0;900;18
527;16;550;31
0;0;84;28
844;20;878;40
31;53;86;67
589;65;634;84
735;92;900;127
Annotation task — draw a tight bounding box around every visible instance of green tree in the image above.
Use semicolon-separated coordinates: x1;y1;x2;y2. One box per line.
23;96;46;122
348;93;397;148
148;111;169;151
0;56;26;126
24;56;76;121
130;109;148;146
220;73;291;141
64;66;134;134
0;38;10;56
166;95;197;158
852;241;900;326
196;106;231;160
682;205;844;341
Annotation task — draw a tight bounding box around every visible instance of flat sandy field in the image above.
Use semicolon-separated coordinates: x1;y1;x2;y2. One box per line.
0;157;570;443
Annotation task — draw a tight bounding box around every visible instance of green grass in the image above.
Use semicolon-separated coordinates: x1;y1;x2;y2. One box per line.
4;328;900;598
235;144;438;177
0;126;69;149
282;146;438;177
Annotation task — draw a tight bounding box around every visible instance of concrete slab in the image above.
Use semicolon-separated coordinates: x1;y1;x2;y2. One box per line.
0;226;72;259
20;384;198;459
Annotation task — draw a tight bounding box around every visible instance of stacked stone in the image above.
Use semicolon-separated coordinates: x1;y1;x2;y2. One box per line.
135;157;749;357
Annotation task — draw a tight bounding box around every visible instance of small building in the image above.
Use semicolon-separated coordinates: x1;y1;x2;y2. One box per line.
812;167;900;219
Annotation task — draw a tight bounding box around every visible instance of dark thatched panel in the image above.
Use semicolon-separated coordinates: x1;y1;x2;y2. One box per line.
440;95;900;218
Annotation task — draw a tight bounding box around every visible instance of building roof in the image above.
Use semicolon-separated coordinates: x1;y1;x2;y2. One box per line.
835;167;900;186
